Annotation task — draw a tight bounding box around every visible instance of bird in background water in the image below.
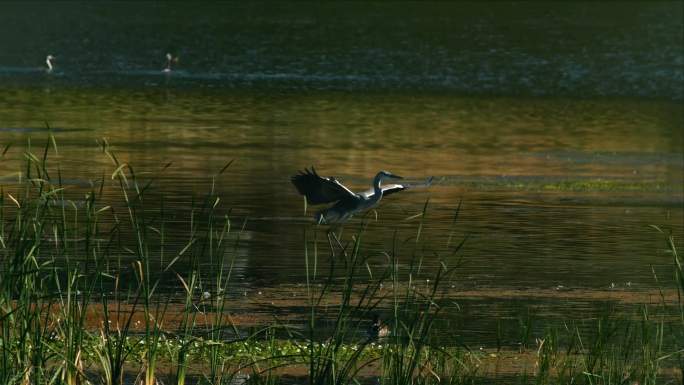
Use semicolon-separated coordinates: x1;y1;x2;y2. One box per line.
368;314;390;339
291;167;433;224
163;53;179;72
45;55;55;72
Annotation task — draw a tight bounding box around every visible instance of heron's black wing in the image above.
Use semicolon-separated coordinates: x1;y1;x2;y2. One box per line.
291;167;357;205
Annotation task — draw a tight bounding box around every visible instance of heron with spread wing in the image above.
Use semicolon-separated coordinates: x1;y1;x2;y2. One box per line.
291;167;433;224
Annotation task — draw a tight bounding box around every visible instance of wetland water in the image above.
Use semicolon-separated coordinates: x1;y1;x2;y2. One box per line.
0;2;683;348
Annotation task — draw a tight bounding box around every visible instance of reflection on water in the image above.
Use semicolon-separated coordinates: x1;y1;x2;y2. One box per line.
0;1;682;349
0;89;681;297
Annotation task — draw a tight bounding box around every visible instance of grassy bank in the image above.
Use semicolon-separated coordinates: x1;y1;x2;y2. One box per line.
0;137;681;384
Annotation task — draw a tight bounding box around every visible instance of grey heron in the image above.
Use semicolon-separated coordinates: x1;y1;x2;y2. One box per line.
291;167;432;224
46;55;54;72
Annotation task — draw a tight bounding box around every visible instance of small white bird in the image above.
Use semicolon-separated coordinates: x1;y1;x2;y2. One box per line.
163;52;178;72
46;55;55;72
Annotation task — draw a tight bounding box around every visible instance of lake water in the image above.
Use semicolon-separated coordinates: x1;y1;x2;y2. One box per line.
0;2;682;348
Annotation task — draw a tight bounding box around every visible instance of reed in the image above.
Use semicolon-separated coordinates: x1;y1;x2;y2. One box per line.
0;135;681;385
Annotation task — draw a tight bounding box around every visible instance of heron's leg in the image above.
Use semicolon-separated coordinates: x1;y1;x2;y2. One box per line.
326;228;336;259
336;232;353;269
329;230;351;264
325;227;350;263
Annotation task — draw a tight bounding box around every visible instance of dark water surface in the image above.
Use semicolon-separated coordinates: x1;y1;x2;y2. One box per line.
0;2;682;347
0;2;682;98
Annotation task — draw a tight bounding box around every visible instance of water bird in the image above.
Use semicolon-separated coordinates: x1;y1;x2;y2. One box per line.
163;52;178;72
45;55;55;72
368;314;390;339
291;167;432;224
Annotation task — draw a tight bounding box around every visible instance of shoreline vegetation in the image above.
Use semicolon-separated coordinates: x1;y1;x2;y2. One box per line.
1;136;682;384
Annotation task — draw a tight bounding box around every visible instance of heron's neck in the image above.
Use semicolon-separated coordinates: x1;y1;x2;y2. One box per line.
46;59;52;70
372;175;383;198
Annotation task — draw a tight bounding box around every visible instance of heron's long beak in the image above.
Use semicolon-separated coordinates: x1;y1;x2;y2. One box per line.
388;173;403;180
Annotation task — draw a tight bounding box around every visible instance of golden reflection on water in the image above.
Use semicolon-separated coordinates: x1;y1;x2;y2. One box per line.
0;87;682;335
